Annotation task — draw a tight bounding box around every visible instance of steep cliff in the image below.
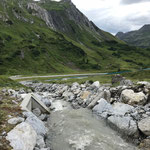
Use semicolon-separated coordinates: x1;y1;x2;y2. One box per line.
26;0;118;42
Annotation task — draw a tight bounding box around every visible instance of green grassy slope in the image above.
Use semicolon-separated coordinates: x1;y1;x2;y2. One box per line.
0;0;149;75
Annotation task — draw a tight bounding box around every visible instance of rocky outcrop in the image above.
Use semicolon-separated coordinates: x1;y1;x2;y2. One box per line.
27;3;56;30
26;0;113;41
6;122;37;150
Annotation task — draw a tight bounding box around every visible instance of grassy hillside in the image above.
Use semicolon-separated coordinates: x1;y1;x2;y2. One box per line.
0;0;149;75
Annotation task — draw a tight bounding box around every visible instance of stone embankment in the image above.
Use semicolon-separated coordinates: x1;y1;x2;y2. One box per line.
1;76;150;150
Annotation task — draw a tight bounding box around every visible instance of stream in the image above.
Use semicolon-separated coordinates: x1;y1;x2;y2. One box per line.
46;100;138;150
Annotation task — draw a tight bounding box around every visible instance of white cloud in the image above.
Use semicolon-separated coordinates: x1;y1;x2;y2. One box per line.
72;0;150;34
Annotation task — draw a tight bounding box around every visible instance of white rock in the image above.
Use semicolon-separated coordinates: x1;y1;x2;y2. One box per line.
62;91;74;99
87;92;104;109
108;116;138;136
137;81;150;87
40;148;50;150
12;100;18;105
6;122;37;150
8;89;16;96
120;89;147;105
20;94;28;99
8;117;25;125
33;108;41;117
92;98;113;117
36;135;45;149
138;117;150;136
24;112;47;136
112;102;134;116
92;81;100;88
72;82;80;87
41;98;51;107
81;84;86;88
104;89;111;101
120;80;133;86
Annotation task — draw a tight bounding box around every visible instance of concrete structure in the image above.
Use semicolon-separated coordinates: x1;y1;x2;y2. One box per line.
20;94;50;114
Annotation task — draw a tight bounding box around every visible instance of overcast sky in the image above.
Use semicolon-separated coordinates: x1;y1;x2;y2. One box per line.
71;0;150;34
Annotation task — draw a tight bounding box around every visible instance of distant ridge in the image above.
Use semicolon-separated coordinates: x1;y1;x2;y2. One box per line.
116;24;150;47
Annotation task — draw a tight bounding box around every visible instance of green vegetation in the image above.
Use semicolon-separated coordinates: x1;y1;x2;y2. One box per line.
39;0;70;11
0;0;149;75
0;91;22;150
15;70;150;85
124;70;150;82
0;76;23;88
16;75;111;84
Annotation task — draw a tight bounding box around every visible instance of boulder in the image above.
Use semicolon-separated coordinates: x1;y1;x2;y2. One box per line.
112;74;124;85
138;117;150;136
40;148;50;150
33;108;41;117
120;89;147;105
24;112;47;137
36;135;46;149
62;91;74;100
139;139;150;149
103;89;111;101
8;117;24;125
81;84;86;88
87;91;104;109
120;79;133;86
39;114;48;121
93;99;133;118
92;81;100;88
41;98;51;107
92;98;113;118
80;91;91;100
71;102;80;109
71;82;80;91
112;102;134;116
7;89;16;96
137;81;150;88
73;89;81;95
108;116;138;136
6;122;37;150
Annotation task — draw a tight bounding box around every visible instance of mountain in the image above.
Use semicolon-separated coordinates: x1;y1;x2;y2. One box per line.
116;24;150;48
0;0;150;75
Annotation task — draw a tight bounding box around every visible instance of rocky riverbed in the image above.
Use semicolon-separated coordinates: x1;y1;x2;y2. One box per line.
1;77;150;150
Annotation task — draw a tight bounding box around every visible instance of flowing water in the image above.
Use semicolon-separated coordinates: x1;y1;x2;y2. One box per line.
46;100;138;150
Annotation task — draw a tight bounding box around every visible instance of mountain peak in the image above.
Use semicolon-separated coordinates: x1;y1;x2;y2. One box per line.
139;24;150;32
116;24;150;47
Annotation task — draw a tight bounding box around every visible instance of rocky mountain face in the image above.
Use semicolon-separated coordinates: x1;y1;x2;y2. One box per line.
27;0;115;42
0;0;150;74
116;24;150;48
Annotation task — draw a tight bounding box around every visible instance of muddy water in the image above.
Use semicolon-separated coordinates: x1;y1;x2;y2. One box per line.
46;100;138;150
